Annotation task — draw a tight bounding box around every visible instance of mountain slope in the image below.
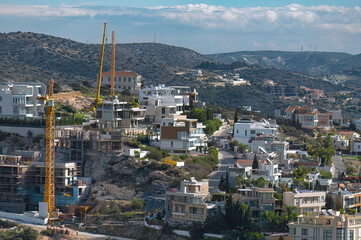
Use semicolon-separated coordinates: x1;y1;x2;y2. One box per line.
207;50;355;76
0;32;209;86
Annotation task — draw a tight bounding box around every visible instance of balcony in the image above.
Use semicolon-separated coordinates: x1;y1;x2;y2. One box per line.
299;202;325;208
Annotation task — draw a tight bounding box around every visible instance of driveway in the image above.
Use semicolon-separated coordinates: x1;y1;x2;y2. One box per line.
332;155;346;182
208;150;237;193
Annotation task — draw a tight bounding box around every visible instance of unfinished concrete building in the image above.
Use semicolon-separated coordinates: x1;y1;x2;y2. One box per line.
0;153;89;214
54;125;122;177
0;155;30;213
29;162;88;213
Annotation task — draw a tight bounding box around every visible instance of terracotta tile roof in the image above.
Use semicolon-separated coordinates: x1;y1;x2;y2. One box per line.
102;71;140;77
298;106;312;111
236;159;254;166
285;106;299;113
236;159;266;166
339;131;357;135
294;161;319;167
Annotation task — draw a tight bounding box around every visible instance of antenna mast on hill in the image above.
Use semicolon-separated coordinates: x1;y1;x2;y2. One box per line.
153;32;156;43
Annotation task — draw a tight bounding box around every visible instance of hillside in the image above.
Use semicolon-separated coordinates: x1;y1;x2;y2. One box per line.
0;32;209;86
207;50;360;76
0;32;347;113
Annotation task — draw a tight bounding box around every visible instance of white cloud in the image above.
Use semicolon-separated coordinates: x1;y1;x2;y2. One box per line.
0;3;361;35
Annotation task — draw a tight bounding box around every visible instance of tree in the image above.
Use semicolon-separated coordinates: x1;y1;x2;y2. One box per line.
189;221;205;240
252;177;268;188
204;209;229;233
206;108;213;120
225;199;253;230
252;153;259;169
234;108;239;123
261;206;298;231
235;175;251;187
350;120;357;131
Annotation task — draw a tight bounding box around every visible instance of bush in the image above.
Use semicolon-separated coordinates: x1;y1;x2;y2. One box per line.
0;219;16;228
18;227;38;240
346;166;357;176
320;170;332;179
123;211;134;219
146;147;162;161
189;222;205;240
131;198;144;211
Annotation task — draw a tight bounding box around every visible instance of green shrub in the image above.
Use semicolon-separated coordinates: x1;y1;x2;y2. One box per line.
131;198;144;210
320;170;332;179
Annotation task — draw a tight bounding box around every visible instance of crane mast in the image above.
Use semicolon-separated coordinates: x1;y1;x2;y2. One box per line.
111;31;115;97
38;79;55;219
91;23;107;111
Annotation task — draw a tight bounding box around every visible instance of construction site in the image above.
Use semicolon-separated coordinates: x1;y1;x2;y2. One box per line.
0;23;133;223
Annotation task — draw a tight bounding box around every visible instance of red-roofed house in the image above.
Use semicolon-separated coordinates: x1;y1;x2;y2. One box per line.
101;71;142;94
285;106;299;119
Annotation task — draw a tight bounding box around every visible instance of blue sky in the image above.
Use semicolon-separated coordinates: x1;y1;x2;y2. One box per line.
1;1;361;54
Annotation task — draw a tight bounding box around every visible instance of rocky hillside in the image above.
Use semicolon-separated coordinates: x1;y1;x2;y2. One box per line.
0;32;209;86
207;50;361;76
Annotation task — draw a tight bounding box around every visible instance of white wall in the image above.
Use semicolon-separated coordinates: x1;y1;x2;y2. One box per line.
0;211;48;225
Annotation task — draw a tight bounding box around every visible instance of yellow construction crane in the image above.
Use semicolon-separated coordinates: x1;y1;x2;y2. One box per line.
37;79;56;219
110;30;115;97
89;23;107;111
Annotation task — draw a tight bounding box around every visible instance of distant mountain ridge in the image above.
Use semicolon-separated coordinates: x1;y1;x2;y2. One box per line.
207;50;361;76
0;32;209;86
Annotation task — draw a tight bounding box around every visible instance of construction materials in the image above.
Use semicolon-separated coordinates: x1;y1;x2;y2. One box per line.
37;79;56;219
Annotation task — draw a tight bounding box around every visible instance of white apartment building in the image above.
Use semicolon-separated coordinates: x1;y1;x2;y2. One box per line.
252;163;281;186
233;116;278;145
0;82;46;119
95;97;145;129
331;135;349;151
139;84;198;124
160;116;206;153
284;190;326;214
288;211;361;240
101;71;142;94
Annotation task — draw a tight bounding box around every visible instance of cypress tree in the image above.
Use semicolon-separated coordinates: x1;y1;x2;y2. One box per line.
234;108;238;123
252;153;259;169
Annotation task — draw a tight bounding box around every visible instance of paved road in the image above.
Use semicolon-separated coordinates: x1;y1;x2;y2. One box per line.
208;150;237;193
332;155;346;182
0;217;133;240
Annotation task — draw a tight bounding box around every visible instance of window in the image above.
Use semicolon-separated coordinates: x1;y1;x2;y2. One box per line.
289;228;295;235
349;230;354;240
162;108;166;114
0;106;2;114
171;141;173;148
245;130;247;136
0;96;2;101
326;219;331;224
251;130;255;134
323;230;332;240
337;228;345;240
302;229;308;236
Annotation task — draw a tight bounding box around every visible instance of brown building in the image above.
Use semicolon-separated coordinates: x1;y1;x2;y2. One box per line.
232;187;276;222
165;178;210;225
